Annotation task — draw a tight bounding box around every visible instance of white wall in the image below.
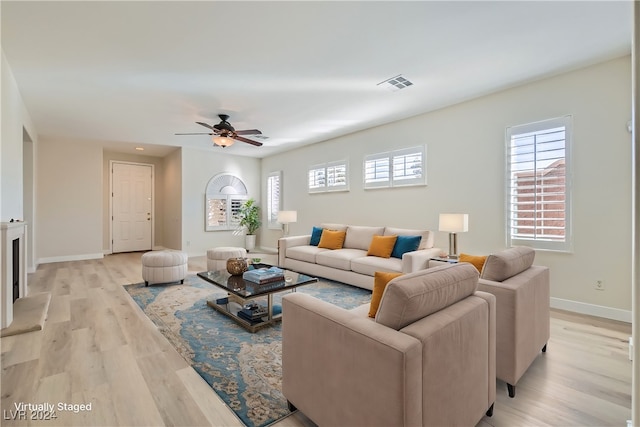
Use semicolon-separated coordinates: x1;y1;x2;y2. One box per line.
162;148;182;251
1;51;38;272
181;146;261;256
261;56;633;317
1;51;36;222
37;138;103;262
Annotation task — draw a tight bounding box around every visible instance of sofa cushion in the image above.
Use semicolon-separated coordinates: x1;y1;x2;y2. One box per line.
384;227;434;249
369;271;404;318
367;235;397;258
320;223;348;232
390;235;422;259
375;263;479;330
459;253;488;273
309;226;324;246
480;246;535;282
316;249;368;271
286;245;330;264
351;256;403;276
344;225;385;250
318;230;347;250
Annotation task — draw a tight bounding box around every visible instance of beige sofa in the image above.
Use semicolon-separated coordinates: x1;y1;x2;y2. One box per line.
282;263;496;426
476;246;550;398
278;223;441;290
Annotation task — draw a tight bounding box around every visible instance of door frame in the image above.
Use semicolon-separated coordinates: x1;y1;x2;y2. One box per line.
109;160;155;254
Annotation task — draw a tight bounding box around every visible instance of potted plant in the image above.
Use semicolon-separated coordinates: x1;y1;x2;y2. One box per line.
236;198;261;251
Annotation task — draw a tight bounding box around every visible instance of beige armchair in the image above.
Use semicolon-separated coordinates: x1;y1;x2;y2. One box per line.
282;263;496;427
477;246;550;398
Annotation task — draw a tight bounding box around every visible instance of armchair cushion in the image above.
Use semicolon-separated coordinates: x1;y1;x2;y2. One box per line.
481;246;535;282
376;263;479;330
369;271;404;318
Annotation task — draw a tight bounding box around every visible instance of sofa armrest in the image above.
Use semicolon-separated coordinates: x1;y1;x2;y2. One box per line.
282;292;422;427
278;235;311;266
402;247;442;273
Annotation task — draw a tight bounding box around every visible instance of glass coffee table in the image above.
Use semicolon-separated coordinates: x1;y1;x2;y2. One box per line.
197;266;318;332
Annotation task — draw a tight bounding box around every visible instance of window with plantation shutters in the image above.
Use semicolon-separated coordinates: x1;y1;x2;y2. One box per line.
267;171;282;229
364;146;426;189
204;173;248;231
506;116;572;252
308;160;349;193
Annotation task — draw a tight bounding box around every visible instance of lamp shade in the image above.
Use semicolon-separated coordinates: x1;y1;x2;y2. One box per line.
439;213;469;233
277;210;297;224
213;136;235;147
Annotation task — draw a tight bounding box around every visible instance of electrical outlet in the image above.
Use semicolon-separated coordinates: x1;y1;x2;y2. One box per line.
594;280;605;291
186;240;191;247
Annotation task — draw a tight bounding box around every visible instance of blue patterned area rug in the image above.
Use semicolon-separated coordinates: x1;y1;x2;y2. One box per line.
124;275;371;427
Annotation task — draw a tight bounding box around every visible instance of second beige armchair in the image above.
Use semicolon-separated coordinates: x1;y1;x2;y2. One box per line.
282;263;496;426
477;246;550;398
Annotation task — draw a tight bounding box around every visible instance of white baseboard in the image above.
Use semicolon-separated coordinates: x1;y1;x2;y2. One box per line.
38;253;104;264
551;297;631;323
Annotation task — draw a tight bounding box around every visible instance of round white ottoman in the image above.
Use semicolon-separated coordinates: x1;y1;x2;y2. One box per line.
141;250;188;286
207;246;248;271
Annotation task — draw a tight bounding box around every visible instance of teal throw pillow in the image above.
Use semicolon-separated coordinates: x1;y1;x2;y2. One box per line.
391;235;422;258
310;226;324;246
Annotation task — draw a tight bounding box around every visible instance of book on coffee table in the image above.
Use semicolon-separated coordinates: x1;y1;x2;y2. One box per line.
243;266;284;284
238;303;268;322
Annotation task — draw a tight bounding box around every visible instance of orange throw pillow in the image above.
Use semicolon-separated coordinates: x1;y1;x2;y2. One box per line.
368;271;403;318
317;229;347;250
367;235;398;258
459;253;487;273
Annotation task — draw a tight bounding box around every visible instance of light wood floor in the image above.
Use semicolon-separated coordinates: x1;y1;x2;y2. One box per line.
1;252;632;426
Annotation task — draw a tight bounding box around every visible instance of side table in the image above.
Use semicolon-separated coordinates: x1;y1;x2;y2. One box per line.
428;257;459;268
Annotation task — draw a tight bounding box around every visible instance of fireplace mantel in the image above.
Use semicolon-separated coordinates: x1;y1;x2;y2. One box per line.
1;222;28;329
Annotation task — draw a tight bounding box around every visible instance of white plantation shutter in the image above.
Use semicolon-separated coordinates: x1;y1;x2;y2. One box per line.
365;146;426;188
308;161;349;193
506;116;572;252
205;173;248;231
326;161;348;191
364;153;390;188
308;165;326;193
267;171;282;229
392;147;424;186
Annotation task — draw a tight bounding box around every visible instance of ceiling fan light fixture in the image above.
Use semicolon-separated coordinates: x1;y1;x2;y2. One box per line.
213;135;235;147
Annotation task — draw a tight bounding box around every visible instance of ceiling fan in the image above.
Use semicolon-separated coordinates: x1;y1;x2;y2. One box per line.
176;114;263;147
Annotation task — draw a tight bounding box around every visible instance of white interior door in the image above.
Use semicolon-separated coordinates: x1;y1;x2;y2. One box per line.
112;162;153;253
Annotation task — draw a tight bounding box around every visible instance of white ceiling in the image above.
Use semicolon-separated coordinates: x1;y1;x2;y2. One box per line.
1;1;632;158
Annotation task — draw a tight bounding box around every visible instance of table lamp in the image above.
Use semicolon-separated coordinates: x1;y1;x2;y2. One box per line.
439;213;469;259
277;211;297;236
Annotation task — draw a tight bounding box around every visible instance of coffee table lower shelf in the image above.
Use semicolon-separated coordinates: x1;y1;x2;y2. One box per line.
206;297;281;333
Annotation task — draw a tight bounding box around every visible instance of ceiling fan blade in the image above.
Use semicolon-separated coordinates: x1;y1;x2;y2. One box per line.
196;121;216;131
234;135;263;147
235;129;262;136
175;132;213;135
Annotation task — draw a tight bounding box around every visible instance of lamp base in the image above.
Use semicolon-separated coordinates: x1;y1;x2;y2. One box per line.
448;232;458;260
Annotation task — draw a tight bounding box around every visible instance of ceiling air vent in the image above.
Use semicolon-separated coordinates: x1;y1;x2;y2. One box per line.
377;74;413;92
